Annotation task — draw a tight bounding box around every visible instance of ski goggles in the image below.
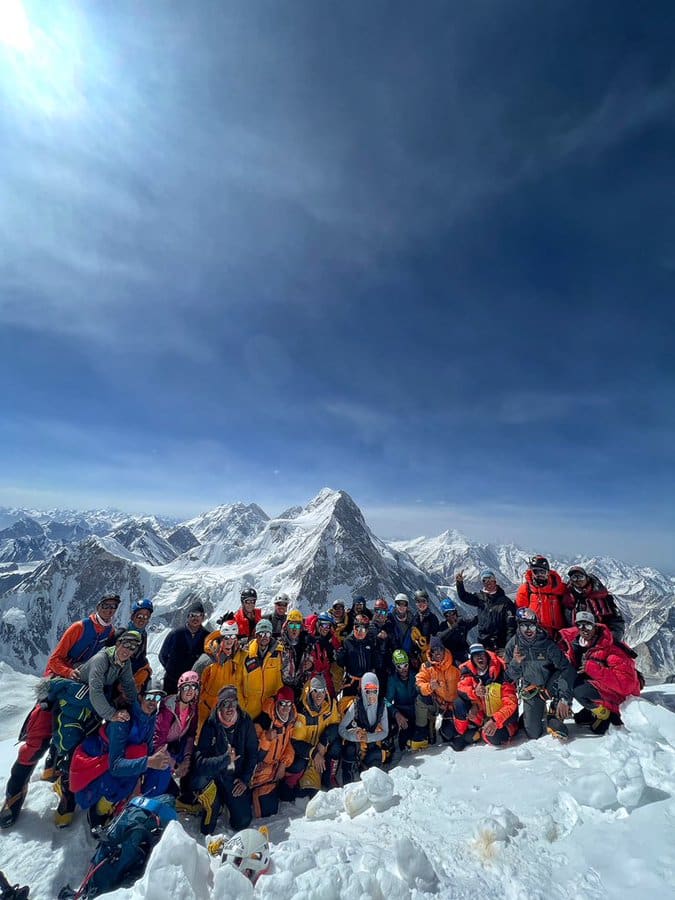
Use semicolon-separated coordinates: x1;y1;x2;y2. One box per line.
143;692;164;703
118;639;141;650
287;623;302;631
179;683;199;692
276;699;294;709
218;699;238;711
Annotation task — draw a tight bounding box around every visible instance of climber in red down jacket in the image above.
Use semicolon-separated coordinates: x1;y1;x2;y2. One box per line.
516;555;573;638
558;611;641;734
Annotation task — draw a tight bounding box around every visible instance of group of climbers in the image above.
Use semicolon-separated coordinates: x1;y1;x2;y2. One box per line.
1;561;641;843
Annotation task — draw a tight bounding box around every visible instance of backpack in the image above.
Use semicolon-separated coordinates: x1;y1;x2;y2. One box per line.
58;795;177;899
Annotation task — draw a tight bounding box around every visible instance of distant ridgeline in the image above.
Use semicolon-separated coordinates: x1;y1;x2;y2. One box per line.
0;491;672;676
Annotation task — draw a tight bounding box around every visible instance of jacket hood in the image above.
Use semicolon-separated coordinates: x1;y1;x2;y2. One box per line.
261;695;297;728
360;671;379;704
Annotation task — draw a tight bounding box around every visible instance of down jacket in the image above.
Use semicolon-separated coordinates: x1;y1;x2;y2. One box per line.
456;652;518;731
415;649;460;709
516;569;573;635
558;624;641;713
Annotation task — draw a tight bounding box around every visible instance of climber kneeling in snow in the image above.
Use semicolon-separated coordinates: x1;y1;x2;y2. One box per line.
558;611;641;734
70;685;171;831
250;686;296;818
413;635;460;749
283;675;341;797
504;609;574;740
339;672;389;783
453;644;519;751
187;685;258;835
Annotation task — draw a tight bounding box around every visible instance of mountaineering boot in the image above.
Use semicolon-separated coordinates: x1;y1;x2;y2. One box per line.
0;787;28;829
175;793;202;815
590;706;611;735
546;716;569;741
573;707;594;726
409;738;429;751
450;735;467;752
41;745;58;782
197;781;218;831
53;775;76;828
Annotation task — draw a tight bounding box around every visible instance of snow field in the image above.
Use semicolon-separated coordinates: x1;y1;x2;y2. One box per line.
0;682;674;898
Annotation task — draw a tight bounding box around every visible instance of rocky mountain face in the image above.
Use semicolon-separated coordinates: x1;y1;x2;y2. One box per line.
0;491;672;678
110;519;178;566
0;537;157;674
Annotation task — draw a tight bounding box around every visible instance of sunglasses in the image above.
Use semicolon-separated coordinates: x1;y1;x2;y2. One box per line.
395;662;409;670
532;568;548;576
179;683;198;691
187;613;204;619
364;688;378;695
578;622;595;631
143;692;164;703
277;700;294;708
218;700;238;711
243;599;257;604
354;625;367;632
119;640;140;650
481;577;495;583
100;603;119;611
518;622;537;630
133;611;151;619
570;573;587;581
287;623;302;631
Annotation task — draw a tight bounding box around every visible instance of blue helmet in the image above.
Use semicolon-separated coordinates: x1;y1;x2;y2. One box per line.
479;569;496;581
131;598;154;615
441;598;457;614
317;611;336;626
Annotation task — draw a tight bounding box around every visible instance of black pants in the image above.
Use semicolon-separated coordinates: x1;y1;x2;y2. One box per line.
341;742;383;784
191;774;252;835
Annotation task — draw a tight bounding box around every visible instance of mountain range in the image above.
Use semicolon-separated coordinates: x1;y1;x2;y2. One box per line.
0;489;672;678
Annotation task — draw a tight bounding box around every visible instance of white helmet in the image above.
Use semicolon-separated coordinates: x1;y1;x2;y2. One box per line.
221;828;270;881
220;620;239;639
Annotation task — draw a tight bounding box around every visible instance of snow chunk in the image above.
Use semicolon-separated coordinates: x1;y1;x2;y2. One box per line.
131;820;212;899
343;782;371;818
305;787;344;821
394;836;439;892
212;862;254;898
360;767;395;810
623;696;675;749
515;746;534;760
566;773;618;811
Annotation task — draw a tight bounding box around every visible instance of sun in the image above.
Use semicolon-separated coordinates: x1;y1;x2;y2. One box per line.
0;0;33;52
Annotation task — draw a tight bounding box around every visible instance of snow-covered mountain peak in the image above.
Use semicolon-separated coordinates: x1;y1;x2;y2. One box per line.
185;502;269;543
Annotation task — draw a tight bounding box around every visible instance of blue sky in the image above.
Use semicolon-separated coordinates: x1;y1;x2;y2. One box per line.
1;1;673;569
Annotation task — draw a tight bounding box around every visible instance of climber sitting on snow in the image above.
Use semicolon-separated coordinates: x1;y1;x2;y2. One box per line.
453;644;519;751
558;611;641;734
338;672;389;783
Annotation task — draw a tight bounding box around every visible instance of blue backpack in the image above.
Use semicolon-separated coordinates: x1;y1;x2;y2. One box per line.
58;795;177;899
